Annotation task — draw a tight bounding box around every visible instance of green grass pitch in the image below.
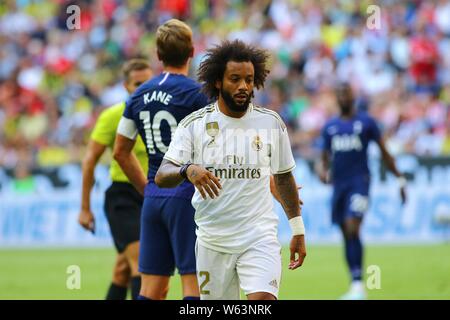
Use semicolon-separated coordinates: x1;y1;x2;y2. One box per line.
1;245;449;300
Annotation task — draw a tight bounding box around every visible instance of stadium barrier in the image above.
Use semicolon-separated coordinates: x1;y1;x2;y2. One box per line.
0;158;449;247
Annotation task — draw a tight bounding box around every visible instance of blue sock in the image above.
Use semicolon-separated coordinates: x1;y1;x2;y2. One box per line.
105;283;127;300
183;296;200;300
344;236;363;281
137;295;151;300
131;276;141;300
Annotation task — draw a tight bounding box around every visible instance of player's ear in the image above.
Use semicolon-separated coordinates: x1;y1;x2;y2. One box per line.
123;80;129;92
157;50;161;62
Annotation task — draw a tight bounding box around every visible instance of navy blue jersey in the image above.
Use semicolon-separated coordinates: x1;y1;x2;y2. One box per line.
320;112;381;184
123;72;209;198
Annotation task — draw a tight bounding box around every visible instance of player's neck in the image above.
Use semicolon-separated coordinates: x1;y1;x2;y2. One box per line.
217;97;247;119
340;109;355;120
163;64;189;76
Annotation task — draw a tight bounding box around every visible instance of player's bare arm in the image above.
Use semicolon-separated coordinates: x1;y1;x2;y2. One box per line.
155;159;222;200
270;175;303;205
377;138;407;204
154;158;184;188
273;172;306;270
317;150;331;184
113;134;147;195
78;139;107;233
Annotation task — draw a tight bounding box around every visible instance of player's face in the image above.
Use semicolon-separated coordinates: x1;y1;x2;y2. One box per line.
336;85;354;115
125;68;152;94
219;61;254;113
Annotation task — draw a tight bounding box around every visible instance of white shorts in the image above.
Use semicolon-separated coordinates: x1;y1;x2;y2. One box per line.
195;238;282;300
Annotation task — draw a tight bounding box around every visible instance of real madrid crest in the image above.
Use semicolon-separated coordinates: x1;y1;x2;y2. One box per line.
252;135;263;151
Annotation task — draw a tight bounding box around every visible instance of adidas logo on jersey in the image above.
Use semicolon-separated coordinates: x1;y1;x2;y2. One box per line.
269;279;278;288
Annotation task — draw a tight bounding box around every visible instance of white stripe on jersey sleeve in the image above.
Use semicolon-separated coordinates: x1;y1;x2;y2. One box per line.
164;125;193;165
117;116;138;140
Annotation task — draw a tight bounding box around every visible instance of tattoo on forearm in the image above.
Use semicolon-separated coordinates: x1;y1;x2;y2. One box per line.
189;169;197;179
274;172;300;219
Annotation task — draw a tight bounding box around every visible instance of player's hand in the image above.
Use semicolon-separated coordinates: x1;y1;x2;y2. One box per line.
288;234;306;270
78;209;95;234
315;162;329;184
298;185;304;207
316;163;329;184
398;176;407;205
400;186;407;205
186;165;222;199
318;170;330;184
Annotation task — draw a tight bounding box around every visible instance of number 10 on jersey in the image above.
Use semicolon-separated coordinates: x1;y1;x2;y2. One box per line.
139;110;177;155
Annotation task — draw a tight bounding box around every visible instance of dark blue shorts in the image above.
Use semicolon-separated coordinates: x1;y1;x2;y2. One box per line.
331;177;370;225
139;196;197;276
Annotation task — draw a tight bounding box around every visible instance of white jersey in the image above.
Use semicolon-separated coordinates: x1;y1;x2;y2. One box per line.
164;102;296;253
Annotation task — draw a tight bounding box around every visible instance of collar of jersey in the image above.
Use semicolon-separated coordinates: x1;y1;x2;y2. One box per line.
214;101;254;120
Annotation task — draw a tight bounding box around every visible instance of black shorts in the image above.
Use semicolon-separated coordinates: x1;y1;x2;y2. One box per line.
104;182;143;253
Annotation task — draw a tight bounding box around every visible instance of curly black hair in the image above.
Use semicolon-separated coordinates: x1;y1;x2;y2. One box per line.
197;39;270;99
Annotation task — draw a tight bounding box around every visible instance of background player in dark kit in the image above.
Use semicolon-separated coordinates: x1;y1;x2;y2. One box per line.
317;82;407;299
114;19;209;300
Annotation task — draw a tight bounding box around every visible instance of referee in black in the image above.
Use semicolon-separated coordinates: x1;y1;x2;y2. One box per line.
78;59;152;299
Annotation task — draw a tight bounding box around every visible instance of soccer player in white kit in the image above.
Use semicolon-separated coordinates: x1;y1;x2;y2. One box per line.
155;40;306;300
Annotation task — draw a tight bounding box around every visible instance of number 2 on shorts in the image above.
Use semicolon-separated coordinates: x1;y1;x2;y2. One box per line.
198;271;210;295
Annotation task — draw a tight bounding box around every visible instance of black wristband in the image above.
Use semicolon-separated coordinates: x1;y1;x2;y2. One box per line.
180;163;192;179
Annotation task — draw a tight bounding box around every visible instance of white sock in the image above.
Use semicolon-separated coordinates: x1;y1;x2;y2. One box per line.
350;280;364;292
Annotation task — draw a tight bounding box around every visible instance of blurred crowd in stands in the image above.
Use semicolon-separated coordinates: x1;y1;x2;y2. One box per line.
1;0;450;172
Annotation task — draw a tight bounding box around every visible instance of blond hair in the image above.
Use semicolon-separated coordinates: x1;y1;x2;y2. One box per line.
156;19;193;67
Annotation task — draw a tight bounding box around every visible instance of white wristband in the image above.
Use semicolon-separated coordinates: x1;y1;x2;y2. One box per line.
289;216;305;236
398;176;407;188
